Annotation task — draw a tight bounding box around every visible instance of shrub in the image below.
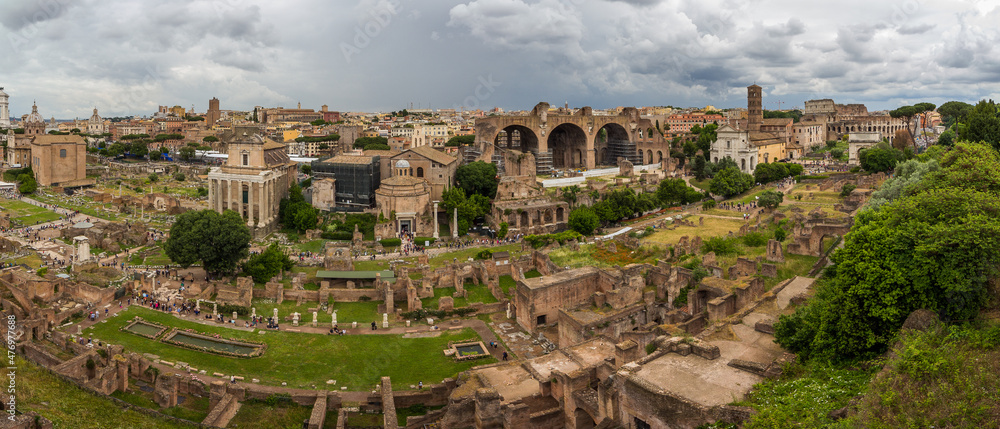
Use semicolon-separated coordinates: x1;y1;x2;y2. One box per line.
702;236;739;255
840;183;857;197
702;200;717;210
773;228;787;242
322;231;353;241
413;237;436;245
474;249;493;260
645;342;658;354
173;173;185;181
379;238;402;247
358;296;372;302
742;232;768;247
36;267;48;277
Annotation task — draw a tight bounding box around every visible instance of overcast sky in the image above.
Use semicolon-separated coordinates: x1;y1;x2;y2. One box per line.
1;0;998;119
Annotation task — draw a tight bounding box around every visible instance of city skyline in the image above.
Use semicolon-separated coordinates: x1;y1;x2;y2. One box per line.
1;0;998;118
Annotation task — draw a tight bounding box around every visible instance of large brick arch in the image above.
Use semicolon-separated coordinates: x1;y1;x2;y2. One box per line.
474;102;667;169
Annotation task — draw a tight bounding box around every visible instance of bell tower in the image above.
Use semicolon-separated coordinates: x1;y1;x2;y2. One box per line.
747;84;763;132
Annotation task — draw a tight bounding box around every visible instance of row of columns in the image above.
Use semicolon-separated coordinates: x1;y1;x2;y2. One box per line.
208;177;279;228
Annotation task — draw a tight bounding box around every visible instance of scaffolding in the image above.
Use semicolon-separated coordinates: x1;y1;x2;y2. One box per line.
603;139;641;165
310;156;380;207
534;150;553;176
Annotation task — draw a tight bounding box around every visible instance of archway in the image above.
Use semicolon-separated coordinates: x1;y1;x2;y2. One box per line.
646;150;653;165
657;151;663;162
594;123;632;166
520;211;529;227
556;206;565;222
548;123;588;169
495;125;539;154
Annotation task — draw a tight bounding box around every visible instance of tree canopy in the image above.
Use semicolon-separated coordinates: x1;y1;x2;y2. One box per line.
164;209;251;275
656;178;703;206
859;143;904;173
753;162;803;184
567;206;600;236
241;243;294;283
957;99;1000;151
445;135;475;147
709;166;753;198
757;190;783;209
455;161;499;199
352;136;388;149
279;185;318;232
774;142;1000;361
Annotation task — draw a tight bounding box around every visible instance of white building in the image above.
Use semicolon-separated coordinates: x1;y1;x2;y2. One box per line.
847;132;882;165
709;124;757;174
87;108;104;135
0;87;9;128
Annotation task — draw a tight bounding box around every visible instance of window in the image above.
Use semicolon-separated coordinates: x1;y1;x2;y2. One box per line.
60;149;67;157
536;315;546;326
416;167;424;178
242;153;249;166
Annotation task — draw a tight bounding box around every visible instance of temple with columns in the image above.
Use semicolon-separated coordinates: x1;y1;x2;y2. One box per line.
207;129;296;238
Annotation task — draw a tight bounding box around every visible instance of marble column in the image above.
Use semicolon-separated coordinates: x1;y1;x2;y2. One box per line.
258;181;265;227
246;181;255;227
452;208;458;238
432;202;439;239
208;178;214;210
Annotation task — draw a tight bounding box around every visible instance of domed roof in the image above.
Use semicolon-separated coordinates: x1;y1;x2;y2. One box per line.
25;102;43;123
395;159;410;169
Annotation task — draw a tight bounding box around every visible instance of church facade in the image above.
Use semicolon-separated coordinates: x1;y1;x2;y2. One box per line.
207;130;296;238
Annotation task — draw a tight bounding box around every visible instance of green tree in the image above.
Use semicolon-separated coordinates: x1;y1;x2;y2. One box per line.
957;99;1000;150
179;146;196;161
937;129;955;146
352;136;388;149
859;146;901;173
241;243;294;283
692;154;708;180
203;136;219;143
148;173;158;183
301;164;312;175
455;161;499;199
936;101;974;128
656;178;702;206
445;135;476;147
568;206;600;236
774;142;1000;361
758;190;784;209
497;222;508;239
682;140;697;159
310;119;330;127
709;167;753;198
164;210;251;275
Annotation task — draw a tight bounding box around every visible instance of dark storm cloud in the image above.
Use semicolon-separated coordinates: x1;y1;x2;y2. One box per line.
1;0;998;117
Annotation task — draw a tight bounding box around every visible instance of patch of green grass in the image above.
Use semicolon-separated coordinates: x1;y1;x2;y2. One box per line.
428;244;521;269
13;253;43;269
331;300;382;325
738;360;876;429
32;192;120;221
690;178;712;191
297;239;327;253
85;307;492;390
499;275;516;296
0;197;62;224
523;269;541;278
112;389;210;423
14;355;195;428
764;253;819;291
463;283;498;304
422;287;467;309
353;260;390;271
249;299;381;325
228;400;313;429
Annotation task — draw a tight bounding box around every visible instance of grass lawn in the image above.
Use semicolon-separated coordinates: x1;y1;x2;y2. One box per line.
249;299;382;326
499;275;515;296
428;244;521;269
85;307;492;390
227;401;316;429
353;260;390;271
785;188;845;204
0;197;62;224
297;239;327;253
422;287;467;309
13;355;195;428
700;208;745;218
776;203;847;219
644;216;746;245
32;191;121;221
463;283;498;304
523;269;541;278
12;253;43;269
764;253;819;291
689;178;712;191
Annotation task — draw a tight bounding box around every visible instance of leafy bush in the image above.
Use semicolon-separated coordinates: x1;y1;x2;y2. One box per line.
702;200;716;210
524;231;582;248
645;342;658;354
474;249;493;260
773;228;787;242
379;238;402;247
742;232;768;247
758;190;784;209
322;231;353;241
702;236;739;256
414;237;436;245
840;183;857;197
218;304;251;315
